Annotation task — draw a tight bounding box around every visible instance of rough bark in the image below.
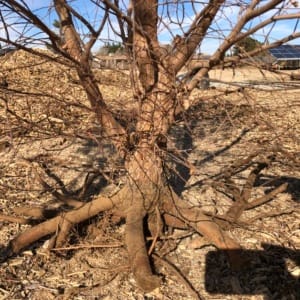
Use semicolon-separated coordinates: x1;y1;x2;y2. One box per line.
54;0;82;61
125;199;161;292
162;190;244;269
133;0;160;92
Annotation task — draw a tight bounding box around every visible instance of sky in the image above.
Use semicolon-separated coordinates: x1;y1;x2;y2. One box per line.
1;0;300;54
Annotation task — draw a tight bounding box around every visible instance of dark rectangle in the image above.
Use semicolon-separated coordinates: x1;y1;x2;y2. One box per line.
270;45;300;59
205;244;300;300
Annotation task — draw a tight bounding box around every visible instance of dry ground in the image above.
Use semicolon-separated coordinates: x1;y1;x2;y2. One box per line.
0;51;299;300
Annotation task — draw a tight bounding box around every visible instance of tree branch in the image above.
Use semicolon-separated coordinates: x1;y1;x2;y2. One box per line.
0;0;60;43
209;0;286;65
54;0;83;62
168;0;225;73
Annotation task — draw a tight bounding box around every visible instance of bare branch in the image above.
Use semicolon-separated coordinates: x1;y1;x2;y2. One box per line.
209;0;288;65
225;31;300;64
0;0;60;49
54;0;83;61
169;0;225;73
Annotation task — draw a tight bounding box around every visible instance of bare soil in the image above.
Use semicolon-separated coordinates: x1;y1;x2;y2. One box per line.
0;51;299;300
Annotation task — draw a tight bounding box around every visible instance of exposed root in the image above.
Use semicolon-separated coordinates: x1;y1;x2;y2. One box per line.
163;190;244;269
246;183;288;209
147;206;163;255
0;214;29;224
1;149;291;294
246;207;297;223
7;195;117;255
225;161;269;222
201;213;247;230
211;153;287;227
164;190;240;248
55;213;74;248
125;204;161;292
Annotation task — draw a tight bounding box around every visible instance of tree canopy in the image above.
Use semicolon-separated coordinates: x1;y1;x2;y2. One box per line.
233;36;262;55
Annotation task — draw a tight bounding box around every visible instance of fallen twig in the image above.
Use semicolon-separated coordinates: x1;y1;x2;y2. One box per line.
246;208;296;223
246;183;288;210
52;242;123;251
153;253;202;300
225;161;269;222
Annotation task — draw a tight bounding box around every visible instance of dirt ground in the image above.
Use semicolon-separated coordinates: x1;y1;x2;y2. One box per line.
0;51;299;300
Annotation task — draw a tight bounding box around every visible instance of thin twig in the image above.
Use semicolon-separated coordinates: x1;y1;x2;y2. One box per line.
153;253;203;300
247;208;296;223
52;242;123;251
148;206;161;255
246;183;288;210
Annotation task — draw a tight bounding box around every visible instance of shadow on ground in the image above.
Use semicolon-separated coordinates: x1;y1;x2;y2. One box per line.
205;244;300;300
255;175;300;202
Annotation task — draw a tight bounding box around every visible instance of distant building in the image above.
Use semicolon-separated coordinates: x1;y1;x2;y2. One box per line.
0;45;17;56
269;45;300;69
93;54;129;70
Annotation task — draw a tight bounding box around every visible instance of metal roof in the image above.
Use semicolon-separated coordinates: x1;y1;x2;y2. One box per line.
0;46;16;56
269;45;300;60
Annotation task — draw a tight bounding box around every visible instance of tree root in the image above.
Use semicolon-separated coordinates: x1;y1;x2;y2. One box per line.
162;190;244;270
246;183;288;210
6;195;117;255
212;154;287;227
147;206;163;255
246;207;296;223
164;190;240;248
0;214;29;224
55;213;74;248
225;161;269;222
1;157;289;295
125;206;161;292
